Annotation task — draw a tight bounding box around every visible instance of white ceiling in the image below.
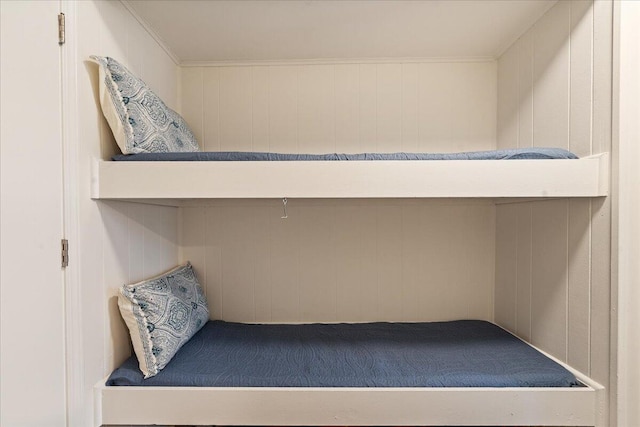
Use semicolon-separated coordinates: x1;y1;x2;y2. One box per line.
127;0;557;64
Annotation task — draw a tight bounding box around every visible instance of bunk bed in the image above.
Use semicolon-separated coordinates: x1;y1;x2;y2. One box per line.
90;35;610;425
93;145;609;425
92;138;610;427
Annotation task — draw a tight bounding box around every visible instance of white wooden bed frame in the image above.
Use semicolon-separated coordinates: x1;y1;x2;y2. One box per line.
95;340;605;427
91;152;609;203
92;153;609;426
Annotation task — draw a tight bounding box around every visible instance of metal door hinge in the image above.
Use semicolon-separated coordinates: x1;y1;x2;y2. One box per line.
58;13;65;45
61;239;69;268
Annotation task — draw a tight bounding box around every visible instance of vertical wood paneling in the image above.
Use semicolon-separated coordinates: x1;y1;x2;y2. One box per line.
334;206;365;321
592;0;613;156
77;3;182;425
127;203;146;282
401;206;422;320
515;204;532;341
418;63;453;152
180;207;206;289
466;205;496;321
590;197;611;383
268;204;301;321
530;200;568;359
570;1;594;157
125;12;146;78
451;62;497;151
533;0;571;149
204;207;223;319
101;202;132;369
518;31;535;149
252;206;272;322
420;205;464;321
495;204;518;331
219;67;253;151
180;67;204;149
568;199;591;373
98;1;127;67
143;206;179;277
252;66;270;152
298;66;335;153
191;201;495;324
181;61;497;154
494;3;612;401
497;43;519;149
442;207;476;320
376;205;403;320
268;66;299;152
334;64;360;153
358;206;379;321
376;64;403;152
203;68;220;151
359;64;378;149
298;206;336;321
219;206;256;322
401;63;420;152
101;200;180;383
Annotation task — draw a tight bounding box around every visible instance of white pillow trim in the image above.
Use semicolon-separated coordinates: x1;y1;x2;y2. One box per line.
90;56;133;154
117;294;156;378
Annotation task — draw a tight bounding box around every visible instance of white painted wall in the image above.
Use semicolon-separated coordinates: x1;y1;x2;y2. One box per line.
180;61;497;154
177;60;498;324
67;1;180;426
180;200;495;323
495;0;613;424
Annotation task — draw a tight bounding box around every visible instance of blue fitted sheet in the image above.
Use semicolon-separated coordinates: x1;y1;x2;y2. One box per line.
112;147;578;162
107;320;581;388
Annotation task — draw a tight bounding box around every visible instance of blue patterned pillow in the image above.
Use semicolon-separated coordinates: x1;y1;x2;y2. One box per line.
90;55;200;154
118;263;209;378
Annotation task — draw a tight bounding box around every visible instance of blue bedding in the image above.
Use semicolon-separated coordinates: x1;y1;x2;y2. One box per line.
112;147;578;162
107;320;581;388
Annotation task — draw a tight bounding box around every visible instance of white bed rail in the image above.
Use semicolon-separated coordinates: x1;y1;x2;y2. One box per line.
95;374;604;426
91;153;609;203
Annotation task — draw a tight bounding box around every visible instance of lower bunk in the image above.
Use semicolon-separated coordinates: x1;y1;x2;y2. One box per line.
95;320;604;426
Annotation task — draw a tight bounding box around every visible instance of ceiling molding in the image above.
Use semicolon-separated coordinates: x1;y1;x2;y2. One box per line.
120;0;181;66
180;56;497;68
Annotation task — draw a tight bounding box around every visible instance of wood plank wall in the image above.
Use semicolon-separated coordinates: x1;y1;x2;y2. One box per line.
180;200;495;324
495;1;613;423
76;2;180;426
180;61;496;154
177;61;498;324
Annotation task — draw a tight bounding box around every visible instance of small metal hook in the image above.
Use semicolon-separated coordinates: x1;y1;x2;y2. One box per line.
281;197;288;219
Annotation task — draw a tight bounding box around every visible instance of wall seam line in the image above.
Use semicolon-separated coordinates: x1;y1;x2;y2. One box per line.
528;204;533;342
565;201;570;363
201;68;205;150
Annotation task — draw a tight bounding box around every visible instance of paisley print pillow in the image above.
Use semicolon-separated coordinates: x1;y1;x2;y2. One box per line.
118;263;209;378
90;55;200;154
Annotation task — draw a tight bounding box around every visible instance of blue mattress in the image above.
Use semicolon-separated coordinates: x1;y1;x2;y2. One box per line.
107;320;581;388
112;147;578;162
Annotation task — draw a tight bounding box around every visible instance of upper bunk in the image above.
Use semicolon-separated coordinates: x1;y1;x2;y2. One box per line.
91;149;609;204
89;1;610;206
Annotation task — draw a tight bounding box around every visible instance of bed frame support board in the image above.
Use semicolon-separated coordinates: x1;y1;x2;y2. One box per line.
95;380;604;426
92;153;609;202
